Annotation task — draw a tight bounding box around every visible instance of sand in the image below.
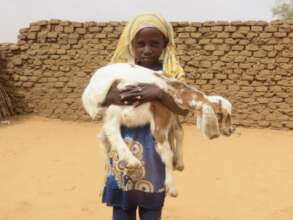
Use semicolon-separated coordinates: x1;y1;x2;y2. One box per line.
0;115;293;220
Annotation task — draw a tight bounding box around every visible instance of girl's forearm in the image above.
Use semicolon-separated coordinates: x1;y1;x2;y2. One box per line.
158;90;189;116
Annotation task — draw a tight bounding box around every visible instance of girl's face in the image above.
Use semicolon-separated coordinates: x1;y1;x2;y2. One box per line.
132;27;168;70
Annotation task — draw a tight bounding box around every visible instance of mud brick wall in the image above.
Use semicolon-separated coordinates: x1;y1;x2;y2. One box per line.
1;19;293;129
0;20;124;121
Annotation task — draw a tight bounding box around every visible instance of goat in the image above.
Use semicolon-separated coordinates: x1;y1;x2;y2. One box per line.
82;63;220;197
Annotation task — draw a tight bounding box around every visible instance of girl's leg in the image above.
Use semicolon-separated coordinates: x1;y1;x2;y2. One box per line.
113;206;137;220
138;207;162;220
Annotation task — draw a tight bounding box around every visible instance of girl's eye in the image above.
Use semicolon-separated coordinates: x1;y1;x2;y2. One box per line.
135;41;145;47
150;41;160;47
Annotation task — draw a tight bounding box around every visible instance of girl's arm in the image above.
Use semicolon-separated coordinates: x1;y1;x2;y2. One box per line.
158;88;189;116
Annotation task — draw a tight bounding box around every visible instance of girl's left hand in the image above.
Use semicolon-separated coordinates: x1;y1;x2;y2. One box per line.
120;83;162;106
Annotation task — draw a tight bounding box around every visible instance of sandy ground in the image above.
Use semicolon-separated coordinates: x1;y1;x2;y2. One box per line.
1;116;293;220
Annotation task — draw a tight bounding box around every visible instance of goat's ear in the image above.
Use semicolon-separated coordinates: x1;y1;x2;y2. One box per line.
201;104;220;139
218;99;222;113
196;112;202;129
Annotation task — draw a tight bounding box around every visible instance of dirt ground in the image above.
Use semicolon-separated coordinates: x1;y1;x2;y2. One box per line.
1;116;293;220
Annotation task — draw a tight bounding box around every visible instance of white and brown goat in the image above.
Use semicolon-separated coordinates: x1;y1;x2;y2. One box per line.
82;63;220;197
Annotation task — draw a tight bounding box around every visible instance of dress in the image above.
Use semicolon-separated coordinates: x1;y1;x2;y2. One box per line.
102;124;166;209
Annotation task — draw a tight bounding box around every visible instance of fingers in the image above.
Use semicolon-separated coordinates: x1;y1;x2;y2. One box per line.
118;84;148;106
120;93;145;106
120;87;144;102
121;85;137;92
120;92;143;100
122;85;142;92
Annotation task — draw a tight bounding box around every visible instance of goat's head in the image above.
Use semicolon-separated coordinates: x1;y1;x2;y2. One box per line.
210;98;235;136
196;103;221;139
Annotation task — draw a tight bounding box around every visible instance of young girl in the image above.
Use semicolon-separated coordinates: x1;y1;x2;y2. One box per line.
101;13;187;220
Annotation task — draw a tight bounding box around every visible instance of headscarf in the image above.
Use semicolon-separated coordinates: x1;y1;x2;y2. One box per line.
110;13;185;80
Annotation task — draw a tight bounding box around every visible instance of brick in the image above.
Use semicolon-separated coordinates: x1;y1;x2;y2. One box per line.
185;38;197;45
255;86;268;92
204;45;216;51
215;74;227;79
47;32;58;38
251;26;263;32
54;82;65;88
274;32;287;37
202;73;213;79
190;33;202;38
217;32;230;38
211;26;223;32
64;26;74;33
224;26;237;32
27;32;37;39
30;25;41;32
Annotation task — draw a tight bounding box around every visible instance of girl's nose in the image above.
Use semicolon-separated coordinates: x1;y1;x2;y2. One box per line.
143;45;152;55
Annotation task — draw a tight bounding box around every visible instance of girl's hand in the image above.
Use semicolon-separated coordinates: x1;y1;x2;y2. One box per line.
102;82;161;106
120;83;162;106
102;81;126;106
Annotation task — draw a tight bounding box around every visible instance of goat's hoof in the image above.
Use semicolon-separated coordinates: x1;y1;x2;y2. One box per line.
167;188;178;197
173;159;184;171
175;164;184;171
209;133;220;140
166;185;178;197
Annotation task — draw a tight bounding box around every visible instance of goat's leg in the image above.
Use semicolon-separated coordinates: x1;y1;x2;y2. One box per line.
103;111;141;168
150;102;178;196
168;128;176;169
172;118;184;171
155;130;178;197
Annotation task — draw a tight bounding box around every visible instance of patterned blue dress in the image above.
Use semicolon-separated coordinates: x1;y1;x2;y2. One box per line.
102;124;166;209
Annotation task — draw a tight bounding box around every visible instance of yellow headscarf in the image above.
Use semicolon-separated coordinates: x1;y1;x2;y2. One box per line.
110;13;185;80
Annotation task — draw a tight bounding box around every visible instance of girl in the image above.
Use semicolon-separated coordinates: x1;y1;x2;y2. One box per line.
101;13;187;220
